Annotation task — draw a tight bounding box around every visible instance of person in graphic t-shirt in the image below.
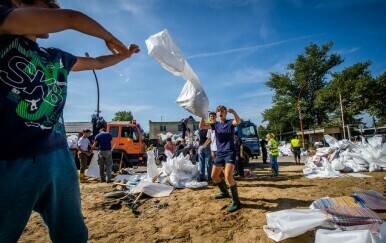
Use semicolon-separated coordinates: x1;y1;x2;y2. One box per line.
0;0;139;242
199;105;242;212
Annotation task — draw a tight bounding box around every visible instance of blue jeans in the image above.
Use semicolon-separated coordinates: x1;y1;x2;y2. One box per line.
198;146;212;181
269;154;279;176
0;147;88;243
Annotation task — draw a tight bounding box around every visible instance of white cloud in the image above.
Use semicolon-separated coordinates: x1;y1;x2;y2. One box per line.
239;90;274;99
335;46;361;55
186;33;327;59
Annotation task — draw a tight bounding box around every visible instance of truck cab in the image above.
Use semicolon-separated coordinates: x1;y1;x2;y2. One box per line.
107;120;145;170
235;120;260;164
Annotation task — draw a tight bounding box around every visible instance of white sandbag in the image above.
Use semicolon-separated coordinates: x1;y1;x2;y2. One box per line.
176;79;209;118
85;151;100;178
147;151;159;179
145;29;185;74
67;135;78;149
185;180;208;188
315;226;386;243
263;209;327;242
331;159;345;171
324;135;340;148
146;29;209;118
132;178;174;197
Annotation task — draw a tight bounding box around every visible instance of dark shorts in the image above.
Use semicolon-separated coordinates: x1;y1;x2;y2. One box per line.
293;148;301;156
214;151;236;167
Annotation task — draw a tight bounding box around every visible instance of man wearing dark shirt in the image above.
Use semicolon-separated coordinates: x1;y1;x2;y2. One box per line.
198;127;211;181
92;128;113;183
0;1;139;242
234;131;244;177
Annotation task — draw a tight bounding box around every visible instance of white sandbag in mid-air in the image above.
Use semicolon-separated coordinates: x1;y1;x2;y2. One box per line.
145;29;209;118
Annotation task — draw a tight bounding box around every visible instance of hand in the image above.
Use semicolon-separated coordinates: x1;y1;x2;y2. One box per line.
240;153;243;158
199;146;204;153
128;44;140;55
105;36;131;56
227;108;235;114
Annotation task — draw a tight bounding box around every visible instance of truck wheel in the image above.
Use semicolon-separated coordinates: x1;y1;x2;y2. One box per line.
242;151;250;164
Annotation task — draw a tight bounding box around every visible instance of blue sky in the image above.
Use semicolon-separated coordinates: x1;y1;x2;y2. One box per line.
39;0;386;131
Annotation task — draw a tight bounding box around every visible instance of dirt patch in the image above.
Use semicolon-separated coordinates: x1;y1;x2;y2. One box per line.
19;158;386;242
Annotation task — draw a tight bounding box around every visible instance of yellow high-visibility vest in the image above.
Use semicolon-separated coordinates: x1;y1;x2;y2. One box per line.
291;138;300;148
268;139;279;156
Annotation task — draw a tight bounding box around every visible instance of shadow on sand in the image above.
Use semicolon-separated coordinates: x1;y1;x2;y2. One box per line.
239;197;314;211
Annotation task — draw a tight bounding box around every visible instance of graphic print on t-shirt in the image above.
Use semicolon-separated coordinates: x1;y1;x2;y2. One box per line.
0;38;70;131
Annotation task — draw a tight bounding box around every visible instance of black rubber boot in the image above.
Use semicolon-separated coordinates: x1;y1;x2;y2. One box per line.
228;184;241;212
214;179;230;199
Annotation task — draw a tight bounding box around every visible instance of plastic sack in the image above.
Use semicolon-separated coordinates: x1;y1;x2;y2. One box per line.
67;135;78;149
146;151;159;179
145;29;185;74
146;29;209;118
185;180;208;188
324;135;340;148
263;209;327;242
331;159;345;171
176;78;209;118
315;228;383;243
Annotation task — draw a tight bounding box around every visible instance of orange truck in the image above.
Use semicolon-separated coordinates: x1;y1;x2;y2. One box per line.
106;120;145;170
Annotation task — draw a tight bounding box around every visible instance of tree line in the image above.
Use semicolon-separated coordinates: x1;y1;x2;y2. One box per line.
261;41;386;136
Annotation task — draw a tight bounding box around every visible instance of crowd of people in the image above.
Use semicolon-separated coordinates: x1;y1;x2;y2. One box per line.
0;0;139;241
0;0;305;241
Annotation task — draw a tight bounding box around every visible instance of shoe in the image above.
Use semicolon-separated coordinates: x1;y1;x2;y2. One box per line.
228;184;241;212
79;173;89;183
214;180;230;199
100;180;106;183
106;179;114;183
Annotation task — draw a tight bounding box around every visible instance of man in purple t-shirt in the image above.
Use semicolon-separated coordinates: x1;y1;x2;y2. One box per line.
199;105;241;212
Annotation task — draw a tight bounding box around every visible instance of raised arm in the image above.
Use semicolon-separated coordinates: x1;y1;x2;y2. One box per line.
0;8;130;56
199;117;211;130
71;44;140;71
228;108;241;126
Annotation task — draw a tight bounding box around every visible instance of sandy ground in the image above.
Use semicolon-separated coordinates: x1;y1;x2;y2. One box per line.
19;156;386;243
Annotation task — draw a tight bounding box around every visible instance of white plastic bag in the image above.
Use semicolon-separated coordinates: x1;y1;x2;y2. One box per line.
176;78;209;118
146;151;159;180
145;29;185;74
315;229;377;243
146;29;209;118
263;209;327;242
324;135;340;148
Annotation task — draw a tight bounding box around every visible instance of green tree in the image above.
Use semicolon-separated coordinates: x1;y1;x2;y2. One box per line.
112;110;133;121
365;71;386;119
257;125;268;139
315;61;373;125
264;41;343;131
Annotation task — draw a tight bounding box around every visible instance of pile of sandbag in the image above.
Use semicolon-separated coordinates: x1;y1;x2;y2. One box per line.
67;135;78;149
278;143;309;157
147;150;205;189
304;135;386;177
263;188;386;242
158;132;183;144
158;131;199;144
278;143;293;156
